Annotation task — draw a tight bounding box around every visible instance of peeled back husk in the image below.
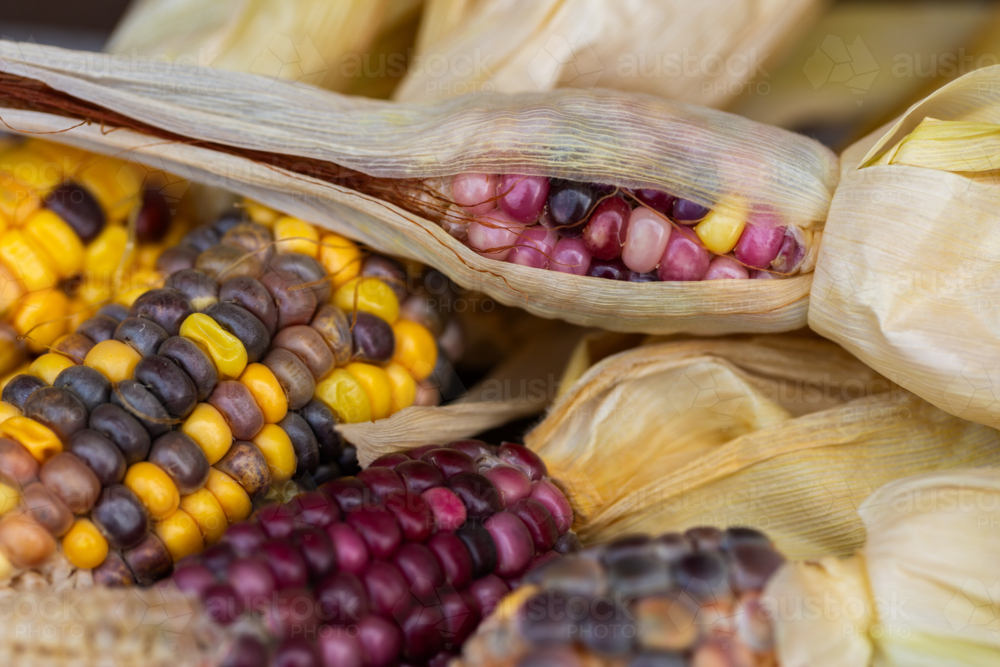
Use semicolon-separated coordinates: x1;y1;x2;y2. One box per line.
525;334;1000;558
0;40;837;335
767;468;1000;667
809;63;1000;432
396;0;822;108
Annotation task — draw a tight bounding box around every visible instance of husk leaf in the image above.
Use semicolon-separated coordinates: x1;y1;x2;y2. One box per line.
396;0;824;109
809;64;1000;431
0;40;836;335
526;335;1000;558
767;469;1000;667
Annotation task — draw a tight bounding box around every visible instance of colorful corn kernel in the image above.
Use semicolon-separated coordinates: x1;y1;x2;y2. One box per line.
319;232;362;288
154;508;204;561
239;363;288;424
695;206;747;255
179;488;229;545
386;362;417;414
124;461;181;520
250;423;297;484
315;368;373;424
84;339;142;383
62;518;109;569
334;277;400;324
273;216;320;256
23;209;85;278
28;353;76;386
180;313;248;379
182;403;234;465
392;320;438;382
0;229;59;292
0;416;62;462
204;468;252;524
12;288;70;353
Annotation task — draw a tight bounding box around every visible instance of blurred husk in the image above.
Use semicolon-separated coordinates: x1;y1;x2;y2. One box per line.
767;469;1000;667
396;0;825;109
0;41;835;335
106;0;422;96
525;335;1000;559
809;64;1000;432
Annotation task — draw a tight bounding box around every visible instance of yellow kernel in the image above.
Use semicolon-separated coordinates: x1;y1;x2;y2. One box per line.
179;489;228;545
334;277;400;324
0;549;11;581
0;402;22;424
12;288;69;354
62;518;109;570
181;403;233;465
243;200;280;227
273;216;319;257
392;320;438;382
0;147;64;192
84;340;142;383
0;482;20;516
315;369;372;424
319;233;362;289
115;269;165;308
23;209;84;278
124;462;180;520
694;207;746;255
76;276;114;307
204;468;252;524
251;424;297;484
0;229;59;292
137;243;164;270
0;180;40;226
0;322;26;377
84;225;131;277
76;159;142;222
180;313;248;379
239;363;288;424
0;417;62;462
386;363;417;415
28;353;76;386
345;362;392;421
0;261;27;321
154;508;204;561
30;141;89;179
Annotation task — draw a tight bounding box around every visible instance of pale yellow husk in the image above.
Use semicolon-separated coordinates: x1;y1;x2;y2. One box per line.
0;40;836;335
0;584;231;666
105;0;405;94
767;469;1000;667
809;63;1000;431
525;335;1000;559
395;0;823;109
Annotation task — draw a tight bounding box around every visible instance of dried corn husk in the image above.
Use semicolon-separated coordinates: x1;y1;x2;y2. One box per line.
105;0;401;94
0;41;837;335
767;469;1000;667
0;584;231;666
525;335;1000;558
809;64;1000;431
395;0;824;109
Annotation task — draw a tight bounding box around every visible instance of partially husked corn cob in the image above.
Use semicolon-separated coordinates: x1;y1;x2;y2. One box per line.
459;526;785;667
168;439;578;667
449;174;808;282
0;210;455;587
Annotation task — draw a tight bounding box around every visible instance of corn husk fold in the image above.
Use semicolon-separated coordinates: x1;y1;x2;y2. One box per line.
525;335;1000;559
809;64;1000;431
395;0;823;109
0;40;836;335
767;469;1000;667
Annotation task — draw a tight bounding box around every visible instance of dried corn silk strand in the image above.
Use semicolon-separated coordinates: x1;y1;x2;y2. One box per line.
0;41;836;334
811;63;1000;431
526;336;1000;558
0;584;230;667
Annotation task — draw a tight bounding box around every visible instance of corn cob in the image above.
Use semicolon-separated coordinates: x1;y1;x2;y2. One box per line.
0;212;454;586
0;138;189;353
459;526;785;667
0;584;233;666
168;439;578;667
447;174;806;282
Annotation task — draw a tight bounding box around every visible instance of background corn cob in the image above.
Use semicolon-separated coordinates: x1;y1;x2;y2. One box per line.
458;525;784;667
168;438;577;667
0;209;455;588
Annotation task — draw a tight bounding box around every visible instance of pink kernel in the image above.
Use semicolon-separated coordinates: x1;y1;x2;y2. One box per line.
582;196;631;260
467;211;523;261
734;222;785;269
452;173;499;216
483;465;532;508
704;256;750;280
499;174;549;224
485;511;535;578
507;227;557;269
421;486;467;532
657;226;710;281
530;479;573;533
621;206;672;274
549;237;592;275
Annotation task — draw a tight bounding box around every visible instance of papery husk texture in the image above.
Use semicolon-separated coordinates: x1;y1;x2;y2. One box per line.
0;41;837;335
525;335;1000;559
396;0;823;109
766;469;1000;667
809;64;1000;431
